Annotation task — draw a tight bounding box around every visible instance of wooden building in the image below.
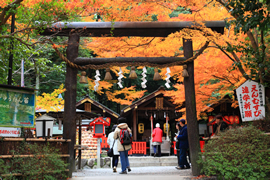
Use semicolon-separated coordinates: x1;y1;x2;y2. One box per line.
76;95;120;124
120;86;183;143
200;94;241;136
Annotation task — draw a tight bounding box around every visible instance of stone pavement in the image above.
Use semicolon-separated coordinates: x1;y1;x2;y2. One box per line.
69;166;195;180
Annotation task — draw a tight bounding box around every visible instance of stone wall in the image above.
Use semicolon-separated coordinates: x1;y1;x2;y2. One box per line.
77;127;98;159
76;157;111;169
82;127;98;159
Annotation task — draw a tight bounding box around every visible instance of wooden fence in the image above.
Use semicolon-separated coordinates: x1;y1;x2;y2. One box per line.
101;138;147;155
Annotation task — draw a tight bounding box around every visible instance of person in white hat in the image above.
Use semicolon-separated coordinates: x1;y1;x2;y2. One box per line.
152;123;163;157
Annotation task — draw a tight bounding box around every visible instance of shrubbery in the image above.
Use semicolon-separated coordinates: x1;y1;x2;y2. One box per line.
0;142;68;180
198;126;270;179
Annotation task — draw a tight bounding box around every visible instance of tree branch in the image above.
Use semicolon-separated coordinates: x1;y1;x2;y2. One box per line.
0;0;23;27
212;74;234;86
226;42;250;80
210;43;235;62
247;31;258;51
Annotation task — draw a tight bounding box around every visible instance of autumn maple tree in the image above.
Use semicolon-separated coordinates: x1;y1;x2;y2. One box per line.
1;0;269;118
36;84;65;112
79;0;269;119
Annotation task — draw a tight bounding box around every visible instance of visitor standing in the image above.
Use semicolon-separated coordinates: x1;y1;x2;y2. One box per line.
113;117;132;174
175;122;181;168
107;124;119;173
212;115;228;135
152;123;163;157
176;119;190;170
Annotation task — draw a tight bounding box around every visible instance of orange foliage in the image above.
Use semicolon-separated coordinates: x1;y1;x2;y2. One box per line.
36;84;66;112
106;86;146;105
3;0;251;117
76;0;249;117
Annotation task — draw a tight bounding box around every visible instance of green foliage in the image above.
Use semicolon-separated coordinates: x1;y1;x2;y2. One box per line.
0;0;79;88
169;6;191;18
0;142;68;180
222;0;270;86
225;0;269;33
198;126;270;179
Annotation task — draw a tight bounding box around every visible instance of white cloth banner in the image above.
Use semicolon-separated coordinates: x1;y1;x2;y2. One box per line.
236;80;265;121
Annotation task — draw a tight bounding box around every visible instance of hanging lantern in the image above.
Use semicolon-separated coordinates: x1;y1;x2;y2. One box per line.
153;68;162;81
224;115;230;124
138;123;144;134
182;64;189;77
129;66;137;79
104;68;112;81
163;123;170;134
234;115;240;124
229;115;235;124
79;71;88;84
208;115;214;124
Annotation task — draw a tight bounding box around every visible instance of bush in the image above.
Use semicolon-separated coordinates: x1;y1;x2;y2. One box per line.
198;126;270;180
0;142;68;180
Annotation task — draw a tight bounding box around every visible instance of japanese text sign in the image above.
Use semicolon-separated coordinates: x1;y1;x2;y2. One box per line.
236;80;265;121
0;85;35;128
0;127;21;137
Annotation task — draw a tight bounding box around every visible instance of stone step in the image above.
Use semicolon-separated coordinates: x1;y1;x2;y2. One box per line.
119;156;178;167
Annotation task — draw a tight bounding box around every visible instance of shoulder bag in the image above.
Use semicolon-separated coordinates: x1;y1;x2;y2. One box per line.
107;140;115;157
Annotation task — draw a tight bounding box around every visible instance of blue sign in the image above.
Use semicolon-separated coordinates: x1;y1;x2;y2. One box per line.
0;86;35;128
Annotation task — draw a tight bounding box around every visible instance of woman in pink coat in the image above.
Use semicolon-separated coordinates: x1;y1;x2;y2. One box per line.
152;123;163;157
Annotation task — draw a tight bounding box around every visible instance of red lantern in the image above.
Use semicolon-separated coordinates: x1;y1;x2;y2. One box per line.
208;116;214;124
229;115;235;124
224;115;229;123
234;115;240;124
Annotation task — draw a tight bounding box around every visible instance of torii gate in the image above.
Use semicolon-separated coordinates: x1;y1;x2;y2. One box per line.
41;21;225;177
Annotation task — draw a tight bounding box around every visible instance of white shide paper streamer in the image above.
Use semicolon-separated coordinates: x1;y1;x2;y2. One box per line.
141;67;147;88
117;67;124;88
165;67;171;88
94;70;100;91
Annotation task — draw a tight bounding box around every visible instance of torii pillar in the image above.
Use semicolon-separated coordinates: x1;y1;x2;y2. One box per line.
63;33;79;177
183;38;200;175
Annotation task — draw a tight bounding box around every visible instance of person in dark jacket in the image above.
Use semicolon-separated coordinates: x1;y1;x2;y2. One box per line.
213;115;228;135
175;122;181;168
176;119;190;170
208;115;228;135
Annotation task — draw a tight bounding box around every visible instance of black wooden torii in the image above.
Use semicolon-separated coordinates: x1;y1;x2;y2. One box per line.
41;21;225;177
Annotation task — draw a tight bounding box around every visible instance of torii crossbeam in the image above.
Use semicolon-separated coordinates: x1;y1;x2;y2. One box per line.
40;21;225;177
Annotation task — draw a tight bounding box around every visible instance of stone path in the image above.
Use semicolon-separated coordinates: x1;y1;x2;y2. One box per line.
70;166;195;180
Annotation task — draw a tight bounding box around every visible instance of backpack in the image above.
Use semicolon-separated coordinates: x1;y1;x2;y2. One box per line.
120;128;132;145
